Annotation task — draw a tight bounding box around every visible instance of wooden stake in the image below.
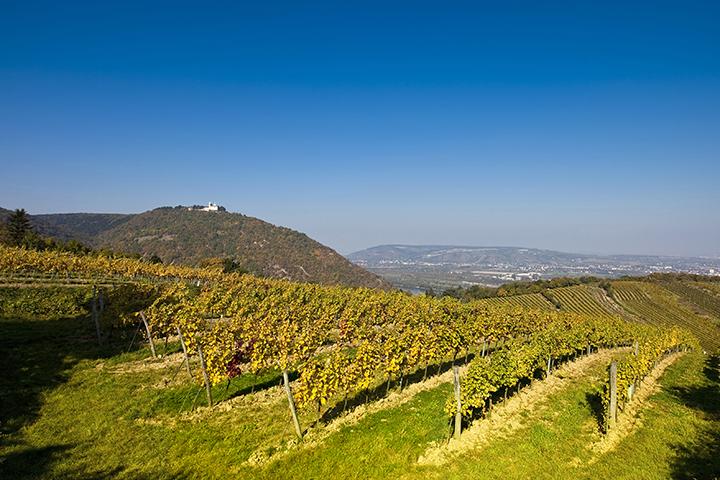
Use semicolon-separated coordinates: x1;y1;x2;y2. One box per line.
98;289;105;313
177;327;192;378
453;365;462;439
197;343;214;407
91;286;102;345
283;369;303;439
608;361;618;429
546;356;552;378
139;311;157;358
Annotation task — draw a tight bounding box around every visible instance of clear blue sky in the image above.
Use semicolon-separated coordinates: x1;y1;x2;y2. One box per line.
1;1;719;257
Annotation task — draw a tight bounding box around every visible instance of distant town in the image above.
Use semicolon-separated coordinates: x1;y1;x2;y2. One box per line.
348;245;720;292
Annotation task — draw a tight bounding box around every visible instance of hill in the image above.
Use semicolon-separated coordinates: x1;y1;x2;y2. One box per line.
1;206;389;289
32;213;133;243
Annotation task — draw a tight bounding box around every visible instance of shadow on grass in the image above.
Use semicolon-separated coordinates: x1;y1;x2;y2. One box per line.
312;350;591;434
0;443;125;479
316;354;477;427
228;370;293;399
585;391;605;433
669;354;720;480
148;369;293;415
0;315;148;465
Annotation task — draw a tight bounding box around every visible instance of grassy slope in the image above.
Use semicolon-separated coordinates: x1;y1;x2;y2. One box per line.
1;315;718;479
418;351;719;480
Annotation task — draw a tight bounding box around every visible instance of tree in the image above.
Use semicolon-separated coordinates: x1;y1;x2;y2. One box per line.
5;209;34;247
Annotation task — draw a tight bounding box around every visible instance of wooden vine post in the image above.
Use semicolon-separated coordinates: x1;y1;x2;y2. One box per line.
98;289;105;315
283;369;303;439
453;365;462;439
546;355;552;378
91;286;103;345
139;311;157;358
608;360;618;429
629;340;639;401
176;327;192;378
197;343;214;407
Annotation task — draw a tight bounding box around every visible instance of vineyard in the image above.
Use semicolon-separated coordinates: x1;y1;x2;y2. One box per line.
0;245;226;283
611;281;720;351
476;292;554;311
695;281;720;297
599;326;693;431
1;245;719;479
660;280;720;320
543;285;619;319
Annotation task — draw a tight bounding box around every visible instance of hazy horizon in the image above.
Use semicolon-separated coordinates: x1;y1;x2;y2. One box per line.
2;2;719;258
3;204;717;259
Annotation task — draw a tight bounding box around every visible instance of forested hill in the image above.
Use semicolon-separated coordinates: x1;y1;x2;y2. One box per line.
0;206;390;289
32;212;133;243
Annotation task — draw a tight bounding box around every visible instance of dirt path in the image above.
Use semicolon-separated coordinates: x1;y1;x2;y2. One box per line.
417;348;627;466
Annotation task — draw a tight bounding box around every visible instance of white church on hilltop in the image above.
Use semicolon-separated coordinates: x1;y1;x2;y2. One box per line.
188;202;224;212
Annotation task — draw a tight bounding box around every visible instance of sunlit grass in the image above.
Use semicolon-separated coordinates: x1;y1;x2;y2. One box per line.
1;315;718;479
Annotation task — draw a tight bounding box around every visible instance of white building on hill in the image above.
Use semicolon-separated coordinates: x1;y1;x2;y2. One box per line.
188;202;224;212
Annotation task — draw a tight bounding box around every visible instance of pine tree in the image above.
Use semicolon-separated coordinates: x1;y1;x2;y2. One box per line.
6;209;33;246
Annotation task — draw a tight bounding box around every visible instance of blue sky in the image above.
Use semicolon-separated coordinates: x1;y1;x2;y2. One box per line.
1;1;719;256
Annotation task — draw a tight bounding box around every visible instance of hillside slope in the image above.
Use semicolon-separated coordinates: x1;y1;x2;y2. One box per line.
95;207;389;288
2;206;388;289
32;213;133;243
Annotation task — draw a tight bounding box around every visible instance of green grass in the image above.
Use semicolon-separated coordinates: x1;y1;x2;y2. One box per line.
413;352;720;480
1;315;719;479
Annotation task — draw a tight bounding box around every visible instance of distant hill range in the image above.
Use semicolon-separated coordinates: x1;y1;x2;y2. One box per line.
0;206;389;289
348;245;720;291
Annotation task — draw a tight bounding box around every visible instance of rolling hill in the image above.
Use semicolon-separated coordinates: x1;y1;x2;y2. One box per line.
0;206;389;289
32;212;133;243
